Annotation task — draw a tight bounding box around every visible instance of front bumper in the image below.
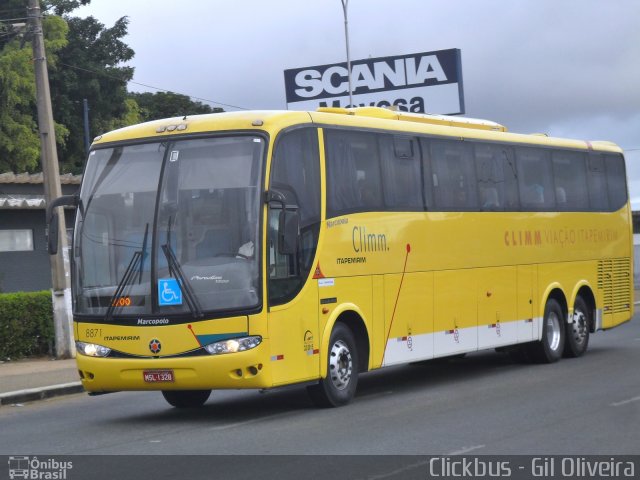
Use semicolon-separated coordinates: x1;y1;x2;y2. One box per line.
76;342;272;392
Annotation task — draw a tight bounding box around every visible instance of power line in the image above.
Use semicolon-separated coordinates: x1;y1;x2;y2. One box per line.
1;20;251;111
58;61;250;111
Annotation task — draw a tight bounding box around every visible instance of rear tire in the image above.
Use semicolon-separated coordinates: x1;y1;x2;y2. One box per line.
162;389;211;408
307;323;359;408
528;298;565;363
564;296;590;358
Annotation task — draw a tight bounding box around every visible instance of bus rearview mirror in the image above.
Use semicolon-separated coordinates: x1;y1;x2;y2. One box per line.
46;194;79;255
278;209;299;256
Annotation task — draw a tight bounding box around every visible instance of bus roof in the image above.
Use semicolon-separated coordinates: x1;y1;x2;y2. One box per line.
92;107;623;154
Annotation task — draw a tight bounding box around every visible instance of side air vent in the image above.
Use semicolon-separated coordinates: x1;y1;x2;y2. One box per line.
597;258;631;313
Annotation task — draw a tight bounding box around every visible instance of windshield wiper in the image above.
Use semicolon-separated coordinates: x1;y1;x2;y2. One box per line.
139;223;149;283
104;223;149;322
160;214;203;318
105;250;142;323
161;242;203;318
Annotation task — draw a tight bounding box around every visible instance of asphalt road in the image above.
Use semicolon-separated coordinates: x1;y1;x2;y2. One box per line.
1;315;639;459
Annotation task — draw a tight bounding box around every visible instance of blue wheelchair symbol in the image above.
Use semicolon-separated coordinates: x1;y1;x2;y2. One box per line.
158;278;182;306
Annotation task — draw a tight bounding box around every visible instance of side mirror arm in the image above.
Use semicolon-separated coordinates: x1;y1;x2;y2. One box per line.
46;194;79;255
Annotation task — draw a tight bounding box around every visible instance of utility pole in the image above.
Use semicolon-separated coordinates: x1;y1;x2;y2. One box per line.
27;0;74;358
82;98;90;155
340;0;353;107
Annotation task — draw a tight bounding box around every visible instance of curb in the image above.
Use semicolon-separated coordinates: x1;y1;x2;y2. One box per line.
0;382;84;406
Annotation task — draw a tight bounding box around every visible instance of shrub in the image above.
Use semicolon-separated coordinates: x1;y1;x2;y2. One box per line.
0;291;53;359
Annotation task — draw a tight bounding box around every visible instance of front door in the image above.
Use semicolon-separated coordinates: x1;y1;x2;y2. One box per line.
266;127;322;385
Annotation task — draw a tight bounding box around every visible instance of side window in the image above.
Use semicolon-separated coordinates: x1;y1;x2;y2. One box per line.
268;128;321;305
380;135;423;210
474;143;518;211
430;140;477;211
270;128;321;225
605;153;627;211
587;154;608;211
552;150;588;211
325;129;383;217
516;147;555;211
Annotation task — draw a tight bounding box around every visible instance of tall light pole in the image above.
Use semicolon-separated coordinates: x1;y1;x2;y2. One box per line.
340;0;353;107
27;0;74;358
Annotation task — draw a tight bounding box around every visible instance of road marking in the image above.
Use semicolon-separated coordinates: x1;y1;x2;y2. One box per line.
446;445;486;455
610;395;640;407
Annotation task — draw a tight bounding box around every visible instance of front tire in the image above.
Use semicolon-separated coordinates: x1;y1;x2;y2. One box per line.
162;389;211;408
529;298;565;363
307;323;359;407
564;296;590;358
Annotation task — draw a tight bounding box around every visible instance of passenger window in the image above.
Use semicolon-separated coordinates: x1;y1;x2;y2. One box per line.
605;154;627;211
516;147;555;211
552;151;588;211
325;130;383;217
430;140;477;210
380;135;423;210
474;144;518;211
587;154;608;211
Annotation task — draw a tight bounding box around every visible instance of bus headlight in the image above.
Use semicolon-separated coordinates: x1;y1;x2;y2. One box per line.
204;336;262;355
76;341;111;357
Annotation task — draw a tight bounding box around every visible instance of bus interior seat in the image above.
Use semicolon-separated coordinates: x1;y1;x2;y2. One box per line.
556;187;567;205
196;228;233;258
116;230;174;276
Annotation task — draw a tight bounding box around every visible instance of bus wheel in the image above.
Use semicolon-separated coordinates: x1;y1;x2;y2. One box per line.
564;296;590;358
529;298;565;363
162;390;211;408
307;323;359;408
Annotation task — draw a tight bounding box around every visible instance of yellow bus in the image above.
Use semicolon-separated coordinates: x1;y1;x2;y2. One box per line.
48;107;633;408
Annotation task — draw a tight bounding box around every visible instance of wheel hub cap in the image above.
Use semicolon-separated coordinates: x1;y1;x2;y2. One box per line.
546;312;561;351
329;339;352;391
571;310;587;345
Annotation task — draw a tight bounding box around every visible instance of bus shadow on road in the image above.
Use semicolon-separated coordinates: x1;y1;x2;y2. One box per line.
104;343;617;425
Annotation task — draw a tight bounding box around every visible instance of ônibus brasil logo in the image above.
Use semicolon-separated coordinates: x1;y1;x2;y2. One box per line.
8;456;73;479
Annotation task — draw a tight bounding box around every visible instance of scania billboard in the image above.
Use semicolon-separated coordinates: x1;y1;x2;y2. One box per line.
284;48;464;114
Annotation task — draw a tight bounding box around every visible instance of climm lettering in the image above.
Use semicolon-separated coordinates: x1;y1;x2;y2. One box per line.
353;226;389;253
504;230;542;247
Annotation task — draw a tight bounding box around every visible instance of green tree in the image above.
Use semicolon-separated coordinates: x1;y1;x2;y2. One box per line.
49;14;138;172
0;1;137;173
129;91;219;123
0;3;69;172
44;0;91;16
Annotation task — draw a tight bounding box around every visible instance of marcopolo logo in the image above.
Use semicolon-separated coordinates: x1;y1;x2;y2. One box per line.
8;456;73;479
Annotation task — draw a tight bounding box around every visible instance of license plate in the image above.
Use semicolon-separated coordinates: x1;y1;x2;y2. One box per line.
143;370;174;383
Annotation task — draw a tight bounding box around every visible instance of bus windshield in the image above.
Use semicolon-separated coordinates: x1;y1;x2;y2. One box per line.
74;135;265;319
